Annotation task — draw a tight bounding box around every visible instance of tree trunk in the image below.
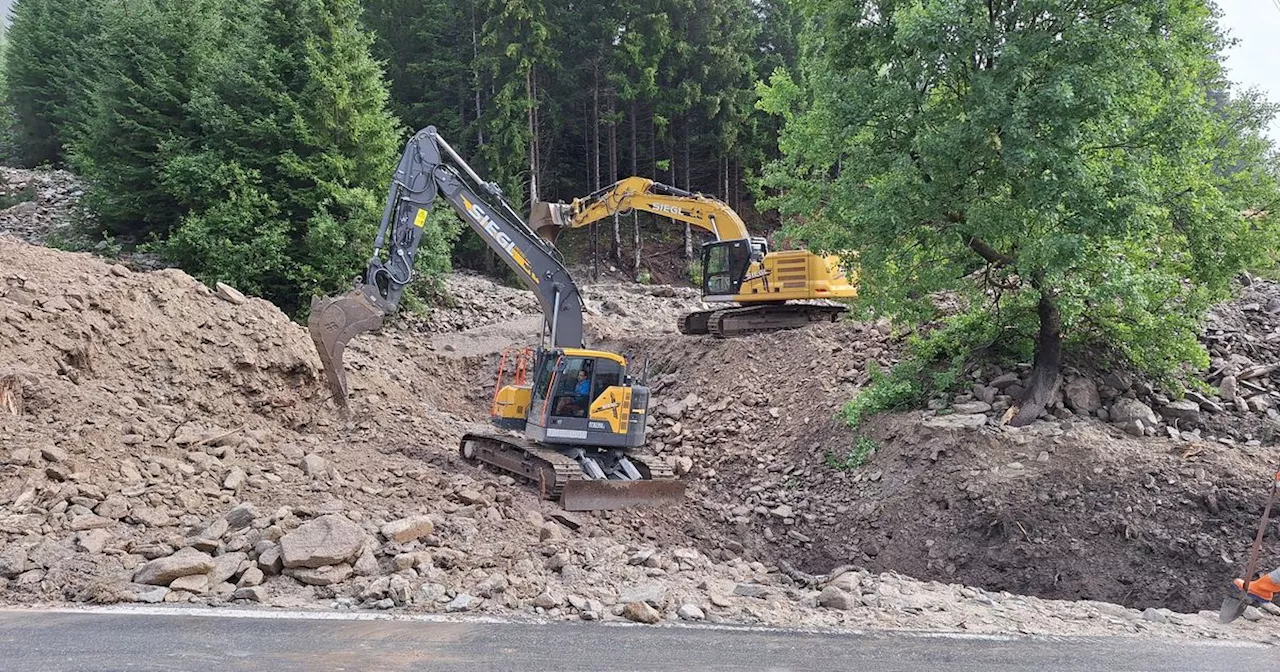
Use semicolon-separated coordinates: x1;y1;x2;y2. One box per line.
1010;283;1062;427
471;6;483;147
609;97;620;261
633;211;641;280
527;66;539;205
632;102;641;279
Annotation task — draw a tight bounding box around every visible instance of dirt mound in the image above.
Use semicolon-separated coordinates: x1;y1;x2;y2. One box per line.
621;307;1280;616
1;231;1277;642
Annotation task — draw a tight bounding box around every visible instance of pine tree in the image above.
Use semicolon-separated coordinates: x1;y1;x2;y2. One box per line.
164;0;418;314
4;0;103;166
71;0;232;238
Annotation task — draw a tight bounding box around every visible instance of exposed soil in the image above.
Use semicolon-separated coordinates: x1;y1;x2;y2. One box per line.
2;165;1280;643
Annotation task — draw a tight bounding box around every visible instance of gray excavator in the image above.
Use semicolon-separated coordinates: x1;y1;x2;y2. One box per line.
307;126;683;511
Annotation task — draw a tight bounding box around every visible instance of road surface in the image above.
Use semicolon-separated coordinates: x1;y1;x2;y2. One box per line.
0;607;1273;671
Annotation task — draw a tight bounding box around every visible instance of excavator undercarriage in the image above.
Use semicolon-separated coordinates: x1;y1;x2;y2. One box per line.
678;303;847;337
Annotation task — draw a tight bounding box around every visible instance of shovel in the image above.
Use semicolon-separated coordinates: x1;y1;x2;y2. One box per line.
1218;471;1280;624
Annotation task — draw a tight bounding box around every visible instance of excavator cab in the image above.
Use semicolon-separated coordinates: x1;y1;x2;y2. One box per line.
700;239;755;299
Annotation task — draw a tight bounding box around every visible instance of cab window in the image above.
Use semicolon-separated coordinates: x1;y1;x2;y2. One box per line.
551;357;593;418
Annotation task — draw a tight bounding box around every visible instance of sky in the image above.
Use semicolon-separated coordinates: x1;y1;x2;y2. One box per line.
1216;0;1280;139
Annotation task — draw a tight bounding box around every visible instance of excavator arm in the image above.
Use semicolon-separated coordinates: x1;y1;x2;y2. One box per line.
530;176;754;245
309;126;584;408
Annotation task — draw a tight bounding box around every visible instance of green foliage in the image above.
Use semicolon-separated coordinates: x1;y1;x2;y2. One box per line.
825;437;878;471
5;0;103;166
843;309;1011;430
761;0;1280;385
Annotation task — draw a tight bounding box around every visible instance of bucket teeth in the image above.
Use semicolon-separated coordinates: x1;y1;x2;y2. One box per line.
307;288;385;412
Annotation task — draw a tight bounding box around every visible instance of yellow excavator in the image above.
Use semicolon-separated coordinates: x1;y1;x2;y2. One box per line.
307;127;683;511
530;176;858;337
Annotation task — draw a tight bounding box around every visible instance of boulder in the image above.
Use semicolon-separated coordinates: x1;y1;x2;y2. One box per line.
623;601;662;624
819;586;856;611
1219;376;1239;403
280;514;367;569
284;563;353;586
1159;400;1201;423
132;548;215;586
1110;398;1158;426
1064;378;1101;413
380;516;434;544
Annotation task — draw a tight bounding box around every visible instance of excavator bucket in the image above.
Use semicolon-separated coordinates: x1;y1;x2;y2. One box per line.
528;201;569;245
559;479;687;512
308;288;385;413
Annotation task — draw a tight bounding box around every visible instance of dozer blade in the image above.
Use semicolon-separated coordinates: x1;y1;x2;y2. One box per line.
559;478;686;512
308;288;385;413
528;201;570;245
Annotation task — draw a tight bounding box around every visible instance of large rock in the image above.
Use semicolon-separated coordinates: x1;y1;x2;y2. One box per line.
1064;378;1101;413
0;545;28;579
1219;376;1239;403
1110;398;1158;427
952;401;991;414
1159;400;1201;423
380;516;434;544
818;586;856;611
619;582;668;609
132;547;215;586
280;514;367;569
623;601;662;624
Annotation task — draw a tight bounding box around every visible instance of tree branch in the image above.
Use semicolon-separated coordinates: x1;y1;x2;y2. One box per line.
965;235;1017;267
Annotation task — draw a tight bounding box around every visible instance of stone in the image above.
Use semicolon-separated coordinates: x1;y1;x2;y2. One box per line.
362;577;391;600
354;545;379;576
677;603;705;621
1102;371;1133;392
1247;395;1271;413
1159;400;1201;422
445;593;482;613
674;456;694;476
770;505;793;519
989;373;1020;389
133;548;215;586
109;264;131;277
419;583;448;604
733;583;770;599
1141;607;1168;624
234;586;267;602
973;385;997;405
619;582;668;608
389;576;412;605
952;401;991;414
539;522;563;542
284;563;353;586
280;514;367;568
223;467;247;491
76;529;111;554
132;586;169;604
70;514;112;531
1120;420;1145;437
214;282;247;305
258;545;283;575
623;601;662;624
1219;376;1239;403
819;586;856;611
95;494;131;520
237;566;264;588
1064;378;1101;412
1242;605;1264;622
0;546;28;579
224;503;260;531
548;511;583;530
923;414;987;430
169;574;209;593
1110;398;1158;426
533;591;563;610
300;454;327;477
476;573;509;598
381;516;434;544
41;446;68;463
209;552;247;586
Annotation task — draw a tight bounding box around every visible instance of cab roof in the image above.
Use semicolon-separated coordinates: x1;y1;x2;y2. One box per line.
560;347;627;365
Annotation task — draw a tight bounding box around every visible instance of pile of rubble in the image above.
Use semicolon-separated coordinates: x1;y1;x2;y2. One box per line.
0;167;85;246
923;279;1280;448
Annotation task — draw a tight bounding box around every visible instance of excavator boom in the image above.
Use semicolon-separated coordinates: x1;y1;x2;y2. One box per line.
532;177;857;337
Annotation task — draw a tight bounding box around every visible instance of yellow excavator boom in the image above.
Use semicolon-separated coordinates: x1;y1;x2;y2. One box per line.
531;177;857;337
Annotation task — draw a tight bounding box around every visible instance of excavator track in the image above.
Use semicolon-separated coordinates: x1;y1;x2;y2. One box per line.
680;303;847;338
459;432;684;511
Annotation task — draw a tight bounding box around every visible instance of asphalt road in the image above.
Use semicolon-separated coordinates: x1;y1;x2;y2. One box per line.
0;607;1274;672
